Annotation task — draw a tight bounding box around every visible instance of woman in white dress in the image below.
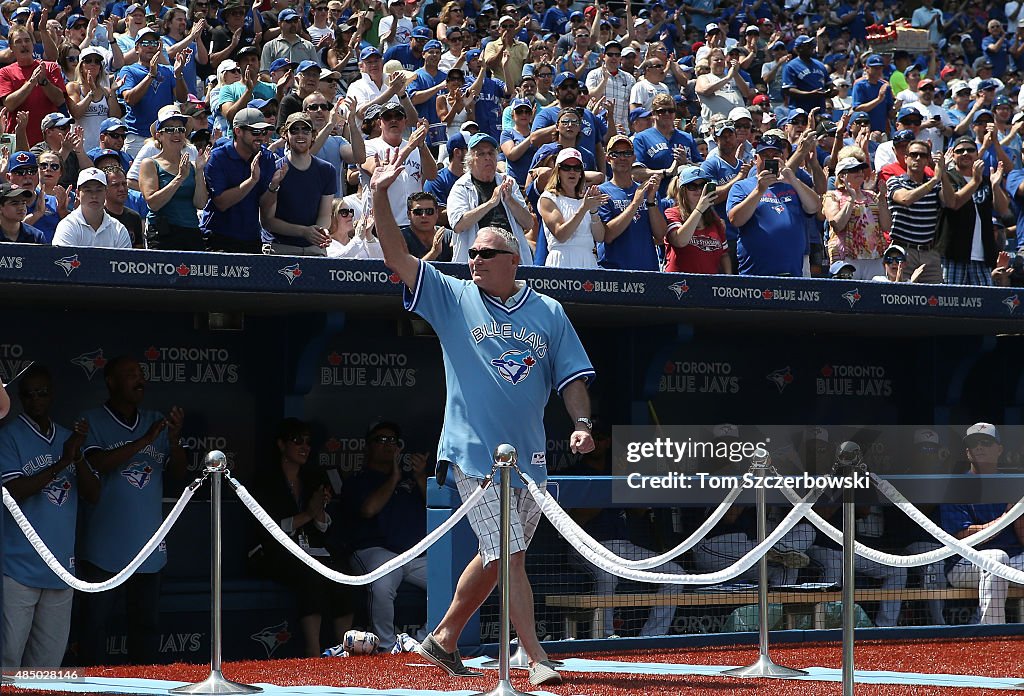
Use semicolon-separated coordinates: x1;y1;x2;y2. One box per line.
538;148;608;269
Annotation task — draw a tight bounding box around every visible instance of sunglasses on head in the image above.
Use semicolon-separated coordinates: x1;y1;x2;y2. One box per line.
468;247;513;259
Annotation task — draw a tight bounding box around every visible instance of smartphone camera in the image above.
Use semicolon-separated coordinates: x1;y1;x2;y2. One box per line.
765;159;779;175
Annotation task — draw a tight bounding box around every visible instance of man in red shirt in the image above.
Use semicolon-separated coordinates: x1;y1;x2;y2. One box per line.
0;28;66;145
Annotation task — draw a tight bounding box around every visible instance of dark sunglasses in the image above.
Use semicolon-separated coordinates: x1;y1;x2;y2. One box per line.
559;163;583;172
884;255;906;264
371;435;400;444
104;130;127;138
683;182;707;191
381;112;406;122
306;103;331;111
608;150;633;158
411;207;436;216
468;247;513;259
514;107;532;114
653;108;674;115
288;125;313;134
605;52;621;57
954;147;978;154
558;119;580;126
906;151;929;159
246;127;273;136
21;388;50;399
338;208;354;217
13;167;38;175
138;39;161;47
82;57;103;65
38;162;61;171
160;126;188;133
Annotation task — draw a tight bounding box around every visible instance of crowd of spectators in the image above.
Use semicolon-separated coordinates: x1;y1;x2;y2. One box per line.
0;0;1023;284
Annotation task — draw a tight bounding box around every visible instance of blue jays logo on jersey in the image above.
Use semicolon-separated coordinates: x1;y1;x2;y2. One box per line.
55;254;81;276
122;463;155;489
278;263;302;285
842;288;861;308
71;348;107;380
668;280;690;299
766;366;793;393
1004;294;1020;314
490;349;536;385
43;478;72;507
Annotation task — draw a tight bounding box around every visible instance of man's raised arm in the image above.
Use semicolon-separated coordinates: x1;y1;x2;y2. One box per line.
371;148;421;288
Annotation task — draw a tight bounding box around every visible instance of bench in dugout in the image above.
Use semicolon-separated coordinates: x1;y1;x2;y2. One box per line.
544;587;1024;637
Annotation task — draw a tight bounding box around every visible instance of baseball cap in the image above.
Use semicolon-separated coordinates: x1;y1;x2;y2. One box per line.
0;182;32;200
892;129;916;143
412;25;432;39
974;56;994;70
973;108;995;123
745;24;760;33
629;107;652;123
498;14;516;26
233;107;273;129
156;108;188;128
510;97;533;110
756;132;786;153
99;117;127;133
465;48;481;61
728;107;752;122
217;59;239;76
125;2;144;14
569;10;583;20
319;67;341;80
829;260;856;276
135;27;159;41
80;46;107;66
89;148;123;165
604;40;622;53
359;47;381;61
964;422;1000;445
884;243;907;258
278;8;299;21
705;22;719;33
851;111;870;122
556;147;583;165
621;47;637;58
607;134;632;151
835;156;867;175
235;45;260;60
940;64;958;79
41;113;74;130
281;111;314;131
914;429;940;445
977;78;998;91
553;72;579;88
247;98;275;110
269;58;298;72
897;107;922;122
364;103;384;120
468;132;498;149
794;35;815;47
423;39;443;52
918;78;935;89
77;167;107;187
8;151;36;172
296;60;320;73
769;40;786;50
677;165;707;186
66;13;86;27
949;79;971;94
995;94;1013;107
379;101;406;118
752;94;770;106
446;132;467;152
865;54;884;67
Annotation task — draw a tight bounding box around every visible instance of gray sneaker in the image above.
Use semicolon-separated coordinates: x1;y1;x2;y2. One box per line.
415;634;484;678
529;661;562;686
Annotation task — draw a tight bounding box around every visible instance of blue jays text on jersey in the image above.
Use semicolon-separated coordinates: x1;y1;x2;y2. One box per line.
470;322;549;357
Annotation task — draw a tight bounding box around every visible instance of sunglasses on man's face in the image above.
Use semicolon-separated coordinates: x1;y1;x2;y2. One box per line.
246;127;272;136
954;147;978;155
411;207;436;216
608;149;633;159
468;247;513;259
306;103;331;111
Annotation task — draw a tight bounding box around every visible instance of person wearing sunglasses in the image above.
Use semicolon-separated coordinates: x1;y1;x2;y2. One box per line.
67;47;123;153
538;147;607;269
370;149;595;688
116;28;190;157
663;164;728;273
0;364;96;672
822;152;890;280
201;107;281;253
632;93;702;196
248;417;354;657
31;112;89;189
326;194;375;258
31;151;71;240
261;111;335;255
939;134;1009;286
400;190;453;260
939;423;1024;626
583;41;634;132
138;109;210;250
260;8;319;76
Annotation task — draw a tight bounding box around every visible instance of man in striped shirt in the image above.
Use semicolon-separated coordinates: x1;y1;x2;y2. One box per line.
886;140;955;284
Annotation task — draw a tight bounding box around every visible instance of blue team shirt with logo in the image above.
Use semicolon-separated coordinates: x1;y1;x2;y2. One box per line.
403;261;594;485
532;105;607;164
0;415;81;589
633;126;702;195
726;177;807;277
410;68;447;146
596;180;660;271
79;405;169;573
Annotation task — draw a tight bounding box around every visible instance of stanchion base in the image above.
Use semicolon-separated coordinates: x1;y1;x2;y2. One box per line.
169;670;262;694
481;646;564;670
722;654;808;679
468;678;533;696
1;675;14;685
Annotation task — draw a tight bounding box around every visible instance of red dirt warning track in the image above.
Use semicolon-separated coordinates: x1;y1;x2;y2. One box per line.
8;637;1024;695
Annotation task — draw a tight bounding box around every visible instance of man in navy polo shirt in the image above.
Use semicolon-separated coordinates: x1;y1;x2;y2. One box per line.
532;72;606;171
781;35;831;113
851;54;894;135
117;28;189;157
201;108;283;253
727;133;821;276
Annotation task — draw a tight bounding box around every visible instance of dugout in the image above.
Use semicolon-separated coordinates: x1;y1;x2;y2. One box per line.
2;245;1024;662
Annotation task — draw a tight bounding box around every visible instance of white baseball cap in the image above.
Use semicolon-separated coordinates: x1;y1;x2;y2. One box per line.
77;167;107;187
728;107;752;122
964;422;1000;443
556;147;583;165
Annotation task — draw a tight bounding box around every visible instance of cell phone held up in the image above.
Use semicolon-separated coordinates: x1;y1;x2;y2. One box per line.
764;159;779;176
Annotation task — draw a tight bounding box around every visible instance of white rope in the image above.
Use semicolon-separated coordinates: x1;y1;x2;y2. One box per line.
530;481;822;584
231;476;487;585
776;479;1024;579
538;482;744;569
2;483;197;592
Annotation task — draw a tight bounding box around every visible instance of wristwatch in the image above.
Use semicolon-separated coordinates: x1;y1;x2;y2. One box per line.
575;417;593;431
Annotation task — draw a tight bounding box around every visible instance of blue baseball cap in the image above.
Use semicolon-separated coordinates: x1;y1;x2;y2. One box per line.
88;148;123;164
447;132;467;152
897;107;922;122
8;151;36;172
677;166;707;186
296;59;320;73
423;39;442;52
756;133;787;153
248;98;276;109
973;108;995;123
629;107;652;123
278;8;299;21
41;113;74;130
978;79;998;91
99;117;127;133
569;10;583;20
794;35;815;47
412;25;431;39
468;132;498;149
892;129;915;143
553;71;579;88
465;48;481;61
510;97;533;110
995;94;1013;107
269;58;298;72
531;142;561;167
851;111;870;122
359;47;381;61
865;54;884;67
829;260;856;276
66;13;86;27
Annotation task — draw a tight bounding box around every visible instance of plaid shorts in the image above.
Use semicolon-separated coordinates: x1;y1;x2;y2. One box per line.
453;464;542;566
943;260;994;286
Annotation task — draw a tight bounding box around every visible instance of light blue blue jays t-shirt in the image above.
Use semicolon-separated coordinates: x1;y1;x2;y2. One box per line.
403;260;594;486
1;415;81;589
79;405;169;574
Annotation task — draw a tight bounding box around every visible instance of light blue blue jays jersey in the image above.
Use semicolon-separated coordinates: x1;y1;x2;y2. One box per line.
0;415;80;589
404;261;595;486
79;405;169;574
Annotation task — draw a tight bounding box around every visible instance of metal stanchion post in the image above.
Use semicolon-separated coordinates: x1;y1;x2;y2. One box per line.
723;447;807;679
471;445;530;696
172;451;261;695
836;441;863;696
